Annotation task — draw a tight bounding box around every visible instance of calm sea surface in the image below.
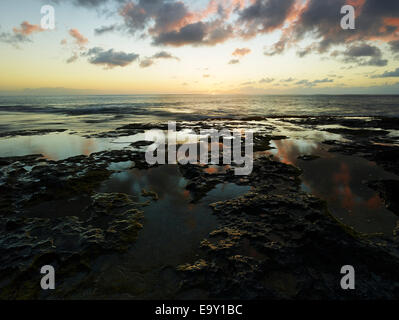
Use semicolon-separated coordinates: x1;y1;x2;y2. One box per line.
0;95;398;132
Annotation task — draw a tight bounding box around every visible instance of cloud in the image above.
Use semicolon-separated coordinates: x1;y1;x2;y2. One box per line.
151;20;233;47
372;67;399;78
152;21;206;46
228;59;240;64
62;29;89;64
336;43;388;66
238;0;297;37
297;45;315;58
152;51;180;60
138;51;180;68
120;0;192;36
295;78;334;87
389;40;399;53
139;59;154;68
52;0;109;7
49;0;399;69
266;0;399;57
0;21;46;47
66;53;79;64
13;21;44;36
112;0;398;65
69;29;89;47
232;48;251;57
259;77;274;83
120;0;234;47
85;47;139;68
94;25;118;35
0;31;31;46
203;74;211;78
281;77;295;82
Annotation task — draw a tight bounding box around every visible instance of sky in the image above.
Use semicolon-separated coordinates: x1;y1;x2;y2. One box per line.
0;0;398;94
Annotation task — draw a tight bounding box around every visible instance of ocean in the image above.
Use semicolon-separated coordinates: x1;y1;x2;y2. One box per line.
0;94;398;133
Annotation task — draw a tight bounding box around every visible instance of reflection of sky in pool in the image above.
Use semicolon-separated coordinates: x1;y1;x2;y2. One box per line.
0;132;130;160
263;138;399;236
98;165;250;267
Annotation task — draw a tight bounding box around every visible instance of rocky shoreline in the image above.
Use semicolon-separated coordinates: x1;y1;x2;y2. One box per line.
0;116;399;299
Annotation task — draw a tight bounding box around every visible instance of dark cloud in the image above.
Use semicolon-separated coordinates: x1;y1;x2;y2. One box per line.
204;21;234;45
259;0;399;61
152;21;206;46
94;25;118;35
152;19;234;47
389;40;399;53
151;1;189;34
121;0;191;36
85;47;139;68
321;1;395;50
53;0;399;66
239;0;296;37
120;0;234;47
337;43;388;66
289;0;348;53
372;68;399;78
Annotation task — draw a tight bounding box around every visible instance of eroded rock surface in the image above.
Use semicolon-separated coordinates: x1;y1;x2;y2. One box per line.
1;118;399;300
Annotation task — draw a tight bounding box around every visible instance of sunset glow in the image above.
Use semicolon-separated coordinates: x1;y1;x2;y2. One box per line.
0;0;398;94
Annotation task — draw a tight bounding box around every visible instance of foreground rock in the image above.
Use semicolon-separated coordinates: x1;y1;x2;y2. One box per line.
0;150;154;299
177;156;399;299
1;118;399;300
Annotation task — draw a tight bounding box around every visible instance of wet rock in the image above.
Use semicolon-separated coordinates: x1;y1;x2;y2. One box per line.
175;153;399;299
0;129;67;138
323;140;399;176
0;191;145;299
283;116;399;131
368;180;399;216
298;155;320;161
323;128;389;139
253;134;279;152
1;118;399;300
131;141;155;148
141;189;159;201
